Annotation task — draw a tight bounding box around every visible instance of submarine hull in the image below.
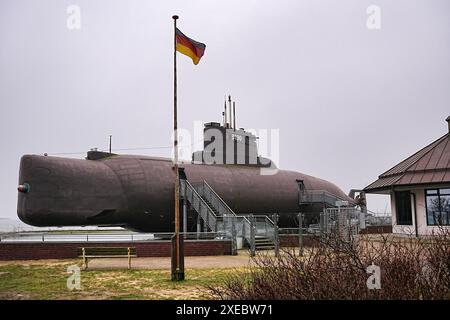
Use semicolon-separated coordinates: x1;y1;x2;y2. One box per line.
17;154;351;232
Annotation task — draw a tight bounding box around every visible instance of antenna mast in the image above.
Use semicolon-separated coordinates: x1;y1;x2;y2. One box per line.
233;101;236;130
228;95;232;129
224;96;227;127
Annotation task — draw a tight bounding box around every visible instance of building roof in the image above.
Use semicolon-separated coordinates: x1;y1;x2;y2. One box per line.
364;129;450;193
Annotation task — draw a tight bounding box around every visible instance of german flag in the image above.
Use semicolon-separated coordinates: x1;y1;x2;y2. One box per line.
175;28;206;65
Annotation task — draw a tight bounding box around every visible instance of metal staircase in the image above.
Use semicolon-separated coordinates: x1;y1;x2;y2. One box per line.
254;236;275;251
180;179;276;254
180;179;219;232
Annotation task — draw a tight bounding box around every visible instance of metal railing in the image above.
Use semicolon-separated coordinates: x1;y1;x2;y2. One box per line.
183;180;277;255
194;181;234;217
0;231;224;243
320;207;365;239
180;179;219;232
181;179;242;254
192;181;253;250
248;214;278;255
365;210;392;226
299;190;354;207
245;214;275;238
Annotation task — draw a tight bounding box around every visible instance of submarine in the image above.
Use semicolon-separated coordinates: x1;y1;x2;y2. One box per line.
17;99;353;232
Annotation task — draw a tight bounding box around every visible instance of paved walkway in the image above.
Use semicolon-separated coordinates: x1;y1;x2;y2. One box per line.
0;249;298;269
89;250;255;270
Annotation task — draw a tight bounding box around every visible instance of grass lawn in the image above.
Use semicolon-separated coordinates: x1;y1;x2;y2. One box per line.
0;260;245;300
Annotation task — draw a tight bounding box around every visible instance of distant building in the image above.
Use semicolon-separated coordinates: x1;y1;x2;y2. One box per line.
364;116;450;236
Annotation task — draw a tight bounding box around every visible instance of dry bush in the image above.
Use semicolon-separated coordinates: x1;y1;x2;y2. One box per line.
208;229;450;300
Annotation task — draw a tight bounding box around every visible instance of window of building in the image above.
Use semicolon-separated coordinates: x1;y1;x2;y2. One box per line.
395;191;413;225
426;188;450;226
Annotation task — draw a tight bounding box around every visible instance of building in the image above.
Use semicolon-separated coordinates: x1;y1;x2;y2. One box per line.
364;116;450;236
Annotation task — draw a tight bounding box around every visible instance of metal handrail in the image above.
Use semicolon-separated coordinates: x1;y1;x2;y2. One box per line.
265;216;275;225
183;180;216;217
183;180;278;250
321;207;365;237
203;181;236;215
181;179;221;231
300;189;355;206
197;181;256;246
0;231;225;243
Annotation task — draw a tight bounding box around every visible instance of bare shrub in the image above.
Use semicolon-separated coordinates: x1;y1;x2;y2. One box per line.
208;229;450;300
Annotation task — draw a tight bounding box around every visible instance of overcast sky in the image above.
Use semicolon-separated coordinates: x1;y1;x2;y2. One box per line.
1;0;449;221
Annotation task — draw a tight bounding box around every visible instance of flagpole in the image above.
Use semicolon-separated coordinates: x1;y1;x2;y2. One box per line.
171;14;184;281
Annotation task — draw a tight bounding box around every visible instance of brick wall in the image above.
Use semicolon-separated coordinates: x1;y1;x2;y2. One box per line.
360;225;392;234
0;240;232;261
279;235;319;247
